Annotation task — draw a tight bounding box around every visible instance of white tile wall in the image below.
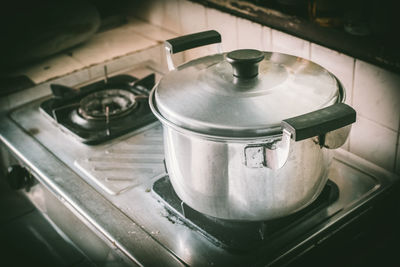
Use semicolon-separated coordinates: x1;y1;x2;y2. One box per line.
237;17;263;50
353;60;400;131
68;26;157;68
131;0;400;173
307;44;354;151
125;0;181;34
178;0;209;62
261;26;272;51
127;17;178;42
310;44;354;105
271;29;310;59
182;45;214;63
87;45;164;79
308;43;351;159
15;54;85;84
163;0;182;34
349;115;398;171
206;8;237;52
178;0;207;34
127;1;147;20
133;0;165;30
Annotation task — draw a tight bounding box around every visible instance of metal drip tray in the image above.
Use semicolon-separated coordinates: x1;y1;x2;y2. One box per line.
75;126;165;195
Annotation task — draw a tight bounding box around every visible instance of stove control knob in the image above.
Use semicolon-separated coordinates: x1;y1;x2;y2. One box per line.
6;165;33;191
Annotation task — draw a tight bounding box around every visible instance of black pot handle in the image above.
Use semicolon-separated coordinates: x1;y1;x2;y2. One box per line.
165;30;221;54
281;103;356;141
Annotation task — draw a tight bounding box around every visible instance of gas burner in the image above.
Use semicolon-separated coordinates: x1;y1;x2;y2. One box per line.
78;89;138;121
40;73;157;144
153;176;339;252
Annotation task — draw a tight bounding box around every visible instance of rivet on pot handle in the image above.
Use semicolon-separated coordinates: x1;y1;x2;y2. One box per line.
165;30;222;71
245;103;356;170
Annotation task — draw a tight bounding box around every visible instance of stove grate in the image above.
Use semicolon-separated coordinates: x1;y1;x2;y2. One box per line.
153;176;339;252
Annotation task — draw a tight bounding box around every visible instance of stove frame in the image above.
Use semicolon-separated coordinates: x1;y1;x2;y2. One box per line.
0;60;399;266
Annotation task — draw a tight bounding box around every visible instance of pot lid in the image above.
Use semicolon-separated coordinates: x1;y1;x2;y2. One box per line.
153;50;340;137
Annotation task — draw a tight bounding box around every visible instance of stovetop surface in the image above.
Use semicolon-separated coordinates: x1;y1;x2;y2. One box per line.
1;65;398;266
5;95;390;265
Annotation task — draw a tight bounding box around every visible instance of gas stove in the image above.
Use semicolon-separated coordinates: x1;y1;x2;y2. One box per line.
0;59;399;266
40;68;157;144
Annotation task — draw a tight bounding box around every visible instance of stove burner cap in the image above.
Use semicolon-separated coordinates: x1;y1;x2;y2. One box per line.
79;89;137;120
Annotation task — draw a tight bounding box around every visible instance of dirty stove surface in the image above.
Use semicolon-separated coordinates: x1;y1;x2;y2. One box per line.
1;70;399;266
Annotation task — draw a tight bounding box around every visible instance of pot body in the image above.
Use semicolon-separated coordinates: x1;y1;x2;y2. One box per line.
153;31;356;221
162;124;332;221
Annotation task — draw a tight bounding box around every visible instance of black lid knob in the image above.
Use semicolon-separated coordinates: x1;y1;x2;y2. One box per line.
226;49;264;79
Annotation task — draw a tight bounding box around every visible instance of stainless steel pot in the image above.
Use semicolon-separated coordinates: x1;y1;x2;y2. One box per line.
149;30;356;221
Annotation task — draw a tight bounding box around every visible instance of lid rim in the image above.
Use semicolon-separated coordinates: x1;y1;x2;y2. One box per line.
150;89;283;141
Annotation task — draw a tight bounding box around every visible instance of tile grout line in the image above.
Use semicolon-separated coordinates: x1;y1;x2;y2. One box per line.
351;58;356;107
236;16;239;50
357;113;398;132
270;28;273;51
349;57;356;151
259;24;263;50
394;115;400;173
234;15;238;50
175;0;183;35
204;2;208;29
